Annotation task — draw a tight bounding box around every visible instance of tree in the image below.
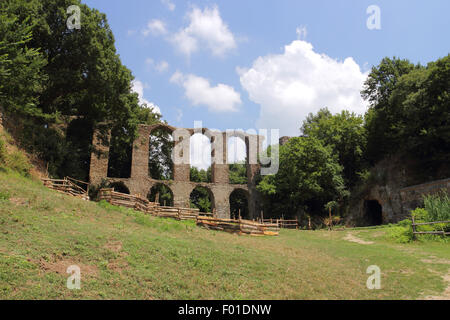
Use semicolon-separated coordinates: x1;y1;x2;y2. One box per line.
0;0;162;180
361;57;416;163
0;0;46;117
148;128;174;180
362;55;450;177
257;137;347;218
301;108;367;188
190;186;212;213
190;166;211;183
229;161;247;184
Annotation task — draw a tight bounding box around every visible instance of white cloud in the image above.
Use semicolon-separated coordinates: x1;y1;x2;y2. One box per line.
238;40;369;136
145;58;169;73
161;0;175;11
171;72;241;112
296;26;307;40
228;136;247;163
155;60;169;73
190;133;211;170
170;5;237;57
132;80;161;115
142;19;167;36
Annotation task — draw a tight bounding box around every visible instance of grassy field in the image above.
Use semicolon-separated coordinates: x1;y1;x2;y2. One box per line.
0;170;448;300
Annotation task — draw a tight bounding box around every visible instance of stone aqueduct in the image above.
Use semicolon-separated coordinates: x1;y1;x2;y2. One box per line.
89;123;265;219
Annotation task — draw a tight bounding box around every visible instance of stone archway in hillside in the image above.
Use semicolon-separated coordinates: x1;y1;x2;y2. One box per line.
364;200;383;225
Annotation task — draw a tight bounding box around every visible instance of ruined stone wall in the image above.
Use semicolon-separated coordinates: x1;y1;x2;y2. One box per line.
89;123;264;219
348;155;450;225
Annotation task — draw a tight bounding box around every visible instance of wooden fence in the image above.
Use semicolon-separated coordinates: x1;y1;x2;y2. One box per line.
98;188;278;236
411;216;450;238
42;177;89;200
197;216;279;236
261;218;299;229
98;188;200;221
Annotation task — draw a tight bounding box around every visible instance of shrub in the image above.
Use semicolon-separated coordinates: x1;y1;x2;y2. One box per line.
387;225;413;243
422;191;450;221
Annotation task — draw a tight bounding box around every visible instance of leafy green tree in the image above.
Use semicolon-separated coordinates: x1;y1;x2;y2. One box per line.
148;128;174;180
361;57;416;163
257;137;347;218
1;0;162;180
148;184;174;206
190;186;212;213
229;162;247;184
190;166;211;183
362;55;449;177
301;108;367;188
0;0;46;117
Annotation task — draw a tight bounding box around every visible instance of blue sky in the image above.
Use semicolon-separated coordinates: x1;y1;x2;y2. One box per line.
83;0;449;140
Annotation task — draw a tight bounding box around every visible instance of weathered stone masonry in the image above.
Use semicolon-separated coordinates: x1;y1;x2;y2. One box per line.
89;123;265;219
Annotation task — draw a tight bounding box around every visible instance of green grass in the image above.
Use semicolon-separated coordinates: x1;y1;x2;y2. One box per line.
0;170;448;299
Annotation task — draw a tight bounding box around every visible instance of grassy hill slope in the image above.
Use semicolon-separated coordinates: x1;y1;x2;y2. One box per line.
0;170;449;299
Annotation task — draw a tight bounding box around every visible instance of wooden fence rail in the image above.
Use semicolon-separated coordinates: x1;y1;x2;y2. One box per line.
411;216;450;238
98;188;278;236
261;218;299;229
42;177;89;200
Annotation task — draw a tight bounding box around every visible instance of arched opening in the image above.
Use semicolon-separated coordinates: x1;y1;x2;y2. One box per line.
229;189;249;220
149;127;174;180
107;126;133;178
190;186;214;213
63;118;93;181
148;183;174;206
228;136;248;184
108;181;130;194
364;200;383;225
190;133;212;183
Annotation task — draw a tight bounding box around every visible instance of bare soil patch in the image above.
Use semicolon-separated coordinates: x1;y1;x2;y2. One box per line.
38;259;98;277
344;233;374;245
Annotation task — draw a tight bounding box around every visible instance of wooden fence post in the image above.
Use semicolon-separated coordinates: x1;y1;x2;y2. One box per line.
411;215;416;240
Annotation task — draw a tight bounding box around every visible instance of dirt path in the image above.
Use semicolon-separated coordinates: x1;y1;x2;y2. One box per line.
344;233;374;245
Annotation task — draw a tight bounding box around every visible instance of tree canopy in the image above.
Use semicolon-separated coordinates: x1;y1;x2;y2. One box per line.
0;0;161;181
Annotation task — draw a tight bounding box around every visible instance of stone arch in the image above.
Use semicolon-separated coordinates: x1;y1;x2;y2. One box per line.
107;126;133;178
190;185;215;213
229;188;249;220
65;118;94;181
189;132;212;182
364;199;383;225
148;125;174;180
227;135;248;184
148;183;174;206
108;181;130;194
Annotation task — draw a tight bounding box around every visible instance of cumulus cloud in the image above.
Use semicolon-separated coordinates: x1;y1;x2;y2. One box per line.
132;80;161;115
170;72;241;112
238;40;369;136
161;0;175;11
170;5;237;57
142;19;167;36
